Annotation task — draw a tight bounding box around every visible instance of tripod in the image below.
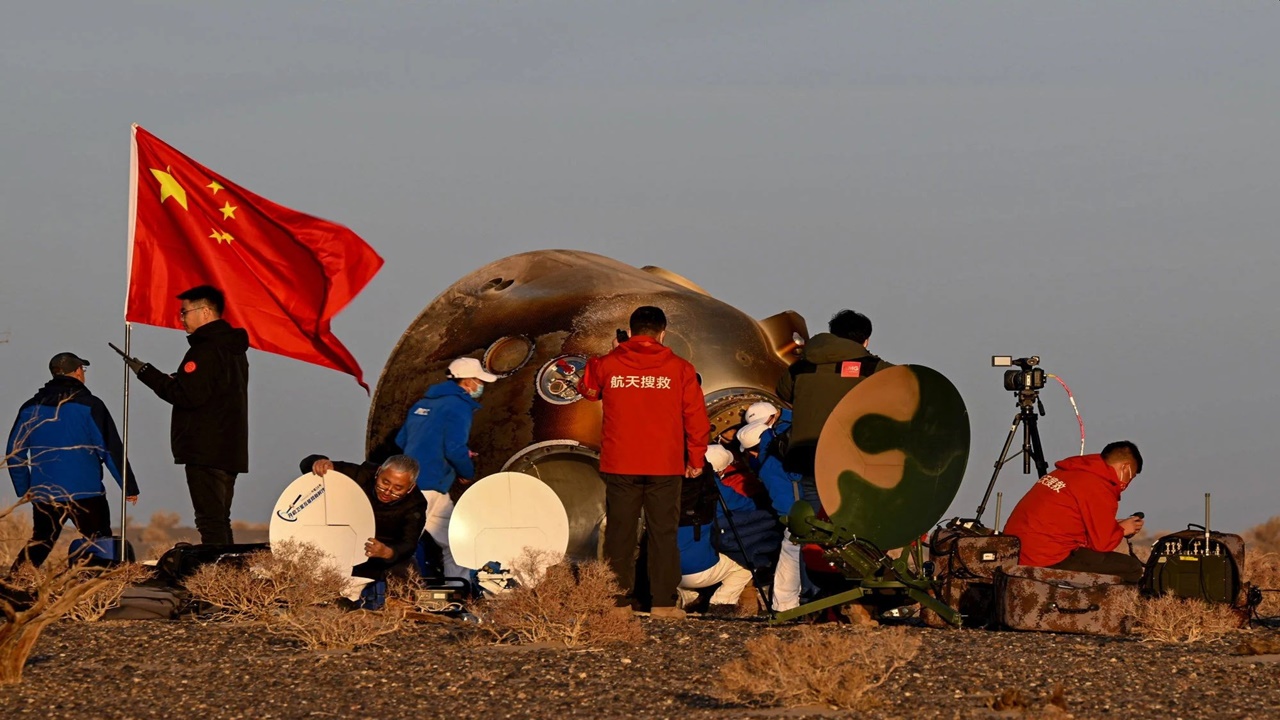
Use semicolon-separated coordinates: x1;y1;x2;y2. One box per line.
973;388;1049;526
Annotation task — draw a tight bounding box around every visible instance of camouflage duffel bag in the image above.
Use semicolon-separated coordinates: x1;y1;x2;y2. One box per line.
996;565;1140;637
922;534;1021;629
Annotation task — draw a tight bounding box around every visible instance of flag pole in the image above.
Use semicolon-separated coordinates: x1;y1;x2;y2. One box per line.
119;323;132;562
119;124;140;562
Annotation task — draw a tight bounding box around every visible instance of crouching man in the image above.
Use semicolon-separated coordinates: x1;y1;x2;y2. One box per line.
300;454;427;581
677;445;754;616
1003;440;1146;582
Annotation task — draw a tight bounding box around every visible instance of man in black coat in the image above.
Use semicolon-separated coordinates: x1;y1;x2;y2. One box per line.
299;453;427;580
126;285;249;545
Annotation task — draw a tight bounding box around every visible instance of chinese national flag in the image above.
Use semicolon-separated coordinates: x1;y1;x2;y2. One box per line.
126;125;383;390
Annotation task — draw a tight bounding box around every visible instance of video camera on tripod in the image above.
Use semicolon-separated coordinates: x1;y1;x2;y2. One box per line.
949;355;1054;532
992;355;1046;393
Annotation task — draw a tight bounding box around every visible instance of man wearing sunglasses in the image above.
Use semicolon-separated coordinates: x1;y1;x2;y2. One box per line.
300;453;427;581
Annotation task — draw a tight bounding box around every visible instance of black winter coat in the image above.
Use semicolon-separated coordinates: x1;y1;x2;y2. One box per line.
138;319;249;473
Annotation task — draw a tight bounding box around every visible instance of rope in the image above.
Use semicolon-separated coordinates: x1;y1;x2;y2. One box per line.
1047;373;1085;455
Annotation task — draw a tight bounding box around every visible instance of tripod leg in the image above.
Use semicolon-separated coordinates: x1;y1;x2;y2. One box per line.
1024;412;1049;477
975;413;1023;524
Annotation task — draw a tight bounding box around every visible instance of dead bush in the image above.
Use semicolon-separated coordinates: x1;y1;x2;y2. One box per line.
1246;516;1280;556
717;625;920;710
0;510;32;565
1130;594;1241;643
182;539;350;620
1245;551;1280;618
472;550;644;647
264;605;405;651
0;501;133;684
987;685;1070;716
65;563;153;622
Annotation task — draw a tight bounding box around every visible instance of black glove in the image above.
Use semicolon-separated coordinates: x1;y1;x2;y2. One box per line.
123;356;147;374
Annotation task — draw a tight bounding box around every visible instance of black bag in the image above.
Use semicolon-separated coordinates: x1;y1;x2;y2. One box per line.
101;586;184;621
1141;526;1244;605
679;472;718;529
154;542;269;585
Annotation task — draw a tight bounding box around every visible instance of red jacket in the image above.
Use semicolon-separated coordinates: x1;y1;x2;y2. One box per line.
1002;454;1126;567
577;336;709;475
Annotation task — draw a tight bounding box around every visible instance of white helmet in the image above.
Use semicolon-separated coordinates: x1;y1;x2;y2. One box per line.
705;444;734;474
737;421;770;452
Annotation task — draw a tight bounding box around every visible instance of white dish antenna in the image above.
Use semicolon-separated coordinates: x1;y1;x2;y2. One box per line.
269;471;377;581
448;471;571;572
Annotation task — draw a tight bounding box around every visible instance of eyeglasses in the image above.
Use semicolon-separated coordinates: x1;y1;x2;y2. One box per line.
375;475;411;499
179;306;209;319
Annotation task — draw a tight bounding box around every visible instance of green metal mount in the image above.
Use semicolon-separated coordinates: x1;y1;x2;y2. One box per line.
770;506;962;627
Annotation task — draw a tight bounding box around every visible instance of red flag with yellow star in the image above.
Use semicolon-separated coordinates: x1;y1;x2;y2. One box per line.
125;125;383;389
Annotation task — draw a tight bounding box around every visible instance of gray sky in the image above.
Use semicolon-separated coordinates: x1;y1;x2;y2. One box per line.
3;2;1278;535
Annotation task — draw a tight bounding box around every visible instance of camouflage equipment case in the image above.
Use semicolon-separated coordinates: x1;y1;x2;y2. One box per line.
996;565;1140;637
922;531;1020;629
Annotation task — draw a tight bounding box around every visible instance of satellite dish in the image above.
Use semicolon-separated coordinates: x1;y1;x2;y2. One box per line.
815;364;970;550
448;471;571;572
268;471;377;577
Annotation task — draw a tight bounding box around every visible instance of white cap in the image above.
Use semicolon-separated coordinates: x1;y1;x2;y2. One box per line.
744;401;778;426
738;421;769;451
447;357;499;382
705;444;734;474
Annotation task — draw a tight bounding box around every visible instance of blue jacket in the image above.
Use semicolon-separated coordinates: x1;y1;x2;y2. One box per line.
395;381;480;494
678;523;719;575
757;451;800;517
6;376;139;501
755;408;793;467
712;471;783;572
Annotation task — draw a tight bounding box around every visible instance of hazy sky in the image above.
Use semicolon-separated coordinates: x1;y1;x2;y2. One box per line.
3;2;1278;536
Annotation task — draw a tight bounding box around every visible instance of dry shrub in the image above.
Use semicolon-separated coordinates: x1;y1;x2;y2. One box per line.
1245;516;1280;556
717;626;920;710
1245;551;1280;618
1130;594;1241;643
988;685;1069;716
0;502;135;684
264;605;405;651
182;539;350;620
472;550;644;647
1234;633;1280;656
65;563;153;622
0;510;32;565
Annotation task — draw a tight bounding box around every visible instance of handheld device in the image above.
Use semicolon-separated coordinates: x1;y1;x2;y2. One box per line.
108;342;140;363
615;329;628;343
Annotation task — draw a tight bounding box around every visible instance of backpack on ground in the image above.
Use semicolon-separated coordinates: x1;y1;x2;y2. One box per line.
101;586;185;621
154;542;269;585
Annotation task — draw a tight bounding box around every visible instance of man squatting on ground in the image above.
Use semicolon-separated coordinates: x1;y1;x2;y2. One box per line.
1003;440;1146;582
676;445;753;615
736;419;804;612
776;309;889;511
301;454;427;581
578;306;710;620
125;285;249;546
397;356;498;581
7;352;140;570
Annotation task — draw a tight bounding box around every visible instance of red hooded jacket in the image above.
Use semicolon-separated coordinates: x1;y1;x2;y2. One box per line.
577;336;709;476
1002;454;1127;567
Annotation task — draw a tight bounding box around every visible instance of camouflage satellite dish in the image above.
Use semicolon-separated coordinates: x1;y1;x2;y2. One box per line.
815;365;969;551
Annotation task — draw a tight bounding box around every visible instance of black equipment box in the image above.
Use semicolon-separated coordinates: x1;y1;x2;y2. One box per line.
1141;527;1243;605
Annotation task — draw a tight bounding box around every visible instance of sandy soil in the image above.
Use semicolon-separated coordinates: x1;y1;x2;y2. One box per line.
4;615;1280;719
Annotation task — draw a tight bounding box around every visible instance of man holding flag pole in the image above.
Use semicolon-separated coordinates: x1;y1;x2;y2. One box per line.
116;124;384;548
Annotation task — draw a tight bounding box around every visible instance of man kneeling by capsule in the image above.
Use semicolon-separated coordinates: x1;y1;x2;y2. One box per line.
677;445;755;616
299;453;427;585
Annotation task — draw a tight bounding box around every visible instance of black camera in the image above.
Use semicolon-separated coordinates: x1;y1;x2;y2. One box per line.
991;355;1046;392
